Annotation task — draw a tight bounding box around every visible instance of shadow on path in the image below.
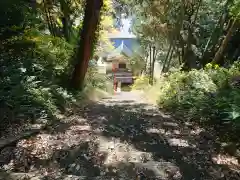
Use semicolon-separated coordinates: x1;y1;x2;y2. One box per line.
1;92;240;179
75;96;239;179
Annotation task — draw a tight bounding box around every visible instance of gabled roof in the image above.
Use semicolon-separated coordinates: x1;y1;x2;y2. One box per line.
107;41;133;60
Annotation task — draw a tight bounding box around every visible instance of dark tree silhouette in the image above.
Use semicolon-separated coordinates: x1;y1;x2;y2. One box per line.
70;0;103;89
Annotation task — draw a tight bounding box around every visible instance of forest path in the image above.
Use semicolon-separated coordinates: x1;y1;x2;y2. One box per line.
1;91;239;179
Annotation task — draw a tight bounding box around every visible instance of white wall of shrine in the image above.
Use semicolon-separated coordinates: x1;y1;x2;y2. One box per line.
97;57;107;74
97;56;131;74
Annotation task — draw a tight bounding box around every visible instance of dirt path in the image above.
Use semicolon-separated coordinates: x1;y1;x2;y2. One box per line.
1;92;240;179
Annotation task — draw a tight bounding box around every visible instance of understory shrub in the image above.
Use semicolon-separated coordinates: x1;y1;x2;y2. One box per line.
0;30;111;134
150;62;240;141
131;75;150;90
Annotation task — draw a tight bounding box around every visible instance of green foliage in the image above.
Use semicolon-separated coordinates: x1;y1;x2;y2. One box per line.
124;0;240;70
0;32;71;130
230;0;240;18
131;76;150;90
0;0;115;134
0;0;40;41
85;66;113;92
0;28;111;134
129;55;146;76
149;63;240;139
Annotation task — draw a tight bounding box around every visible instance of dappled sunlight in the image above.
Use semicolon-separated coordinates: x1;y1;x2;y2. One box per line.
1;92;240;179
96;133;183;179
96;135;153;165
167;138;194;148
190;127;205;135
146;128;182;137
162;122;179;127
173;130;181;135
1;0;240;178
13;123;93;161
146;127;163;134
212;154;240;172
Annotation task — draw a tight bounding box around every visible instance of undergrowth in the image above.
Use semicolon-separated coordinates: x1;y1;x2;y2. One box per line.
0;30;112;135
133;63;240;143
131;76;151;90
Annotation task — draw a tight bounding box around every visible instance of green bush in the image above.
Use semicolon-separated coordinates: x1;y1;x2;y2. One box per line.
131;76;150;90
152;62;240;139
85;66;113;92
0;30;111;134
0;31;74;131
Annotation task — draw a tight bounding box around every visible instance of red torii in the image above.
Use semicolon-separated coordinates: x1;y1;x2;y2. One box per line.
112;62;117;93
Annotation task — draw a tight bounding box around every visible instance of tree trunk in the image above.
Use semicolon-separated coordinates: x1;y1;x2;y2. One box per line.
183;27;197;70
202;0;229;64
60;0;71;42
161;42;173;73
194;0;202;23
62;15;70;41
202;15;223;63
212;19;237;64
233;44;240;61
142;49;149;75
166;44;175;71
43;0;60;36
43;0;55;36
149;45;152;79
150;46;156;85
163;0;184;73
182;0;202;70
70;0;103;90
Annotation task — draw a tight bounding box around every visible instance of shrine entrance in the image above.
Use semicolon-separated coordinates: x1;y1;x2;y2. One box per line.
100;41;135;92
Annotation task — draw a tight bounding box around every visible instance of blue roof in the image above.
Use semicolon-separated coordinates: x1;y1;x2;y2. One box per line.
107;41;133;59
98;31;140;58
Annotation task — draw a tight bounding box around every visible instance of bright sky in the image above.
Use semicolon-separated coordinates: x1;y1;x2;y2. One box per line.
121;18;131;33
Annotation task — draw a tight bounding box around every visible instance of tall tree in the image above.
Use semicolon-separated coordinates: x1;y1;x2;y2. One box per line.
212;0;240;64
212;18;237;64
70;0;103;89
59;0;71;42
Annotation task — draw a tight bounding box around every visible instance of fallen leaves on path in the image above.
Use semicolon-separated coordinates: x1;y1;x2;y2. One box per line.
1;92;240;179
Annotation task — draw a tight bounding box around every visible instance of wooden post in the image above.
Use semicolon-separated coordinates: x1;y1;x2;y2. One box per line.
112;62;117;94
117;81;121;92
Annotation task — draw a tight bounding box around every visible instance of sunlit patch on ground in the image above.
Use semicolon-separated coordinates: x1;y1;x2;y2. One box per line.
167;138;191;147
1;92;240;179
162;122;179;128
190;127;204;135
146;128;162;134
212;154;240;171
97;135;153;165
22;128;91;156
